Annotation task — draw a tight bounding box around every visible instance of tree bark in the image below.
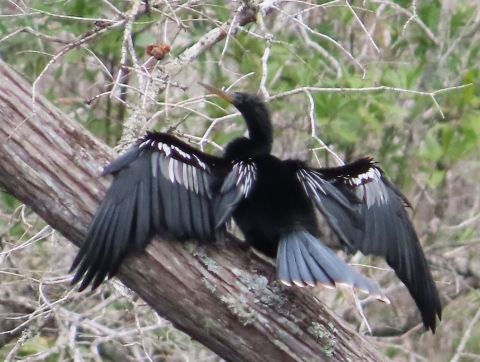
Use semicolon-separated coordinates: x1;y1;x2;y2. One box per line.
0;60;387;361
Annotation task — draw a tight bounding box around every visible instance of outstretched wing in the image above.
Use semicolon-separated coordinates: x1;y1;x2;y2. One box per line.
214;160;257;228
70;132;225;291
307;158;441;332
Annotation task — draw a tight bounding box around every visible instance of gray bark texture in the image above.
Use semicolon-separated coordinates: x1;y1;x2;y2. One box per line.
0;60;387;362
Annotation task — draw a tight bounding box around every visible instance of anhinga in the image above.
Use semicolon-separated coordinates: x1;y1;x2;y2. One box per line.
70;83;442;333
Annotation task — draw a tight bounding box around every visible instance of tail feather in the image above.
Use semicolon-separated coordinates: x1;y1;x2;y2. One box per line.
291;238;316;287
277;237;291;286
277;230;389;302
295;235;336;288
286;245;303;287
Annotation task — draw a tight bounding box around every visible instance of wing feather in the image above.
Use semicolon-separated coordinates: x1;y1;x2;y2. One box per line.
214;160;257;228
296;168;364;251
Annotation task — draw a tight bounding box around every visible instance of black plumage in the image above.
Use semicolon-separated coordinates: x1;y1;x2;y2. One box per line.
70;84;441;332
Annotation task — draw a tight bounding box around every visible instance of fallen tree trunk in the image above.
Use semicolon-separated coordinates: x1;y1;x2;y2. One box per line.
0;60;387;362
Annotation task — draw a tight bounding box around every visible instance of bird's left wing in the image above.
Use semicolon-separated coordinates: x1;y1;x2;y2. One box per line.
214;160;256;228
310;158;442;332
70;132;225;291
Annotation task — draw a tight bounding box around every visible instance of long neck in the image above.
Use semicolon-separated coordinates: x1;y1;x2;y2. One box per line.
223;112;273;160
224;92;274;160
241;103;273;155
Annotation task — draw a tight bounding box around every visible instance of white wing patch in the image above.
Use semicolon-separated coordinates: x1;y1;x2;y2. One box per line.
297;168;327;197
345;166;389;207
347;166;382;186
141;139;211;196
221;161;257;198
236;161;256;198
214;160;257;228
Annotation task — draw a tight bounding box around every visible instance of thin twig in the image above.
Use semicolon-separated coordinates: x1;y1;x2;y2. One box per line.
450;308;480;362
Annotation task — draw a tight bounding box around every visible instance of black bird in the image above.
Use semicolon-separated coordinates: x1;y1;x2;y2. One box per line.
70;84;441;332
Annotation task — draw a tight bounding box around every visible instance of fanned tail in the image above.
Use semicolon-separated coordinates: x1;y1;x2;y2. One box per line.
276;230;389;303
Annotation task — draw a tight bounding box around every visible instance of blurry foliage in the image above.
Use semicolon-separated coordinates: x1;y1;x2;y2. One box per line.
1;0;480;361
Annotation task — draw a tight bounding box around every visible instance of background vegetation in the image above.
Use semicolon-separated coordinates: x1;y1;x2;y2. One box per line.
1;0;479;360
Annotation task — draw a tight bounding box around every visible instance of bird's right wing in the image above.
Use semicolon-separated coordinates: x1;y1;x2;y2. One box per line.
70;132;225;291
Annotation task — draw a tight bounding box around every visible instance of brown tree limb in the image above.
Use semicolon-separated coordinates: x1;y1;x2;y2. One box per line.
0;60;387;361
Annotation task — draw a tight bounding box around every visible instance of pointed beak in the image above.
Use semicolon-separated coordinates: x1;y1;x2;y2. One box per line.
198;82;235;104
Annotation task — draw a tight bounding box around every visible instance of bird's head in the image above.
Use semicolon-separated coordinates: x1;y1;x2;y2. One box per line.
199;83;265;113
199;83;273;153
